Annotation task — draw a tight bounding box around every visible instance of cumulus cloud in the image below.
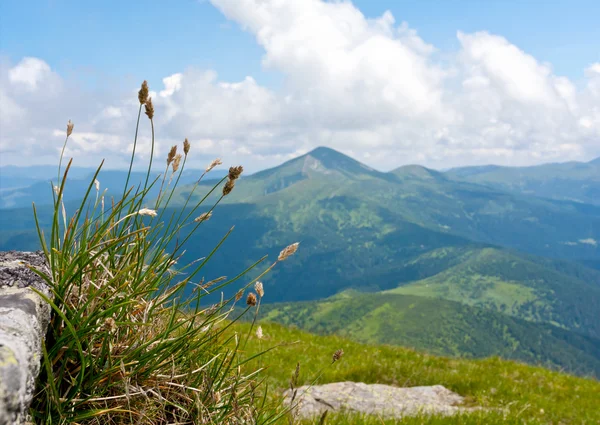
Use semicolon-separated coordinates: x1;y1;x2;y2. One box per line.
1;0;599;172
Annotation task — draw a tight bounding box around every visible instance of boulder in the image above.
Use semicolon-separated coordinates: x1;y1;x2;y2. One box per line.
284;382;476;419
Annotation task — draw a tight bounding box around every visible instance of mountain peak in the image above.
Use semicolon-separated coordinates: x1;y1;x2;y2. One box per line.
392;164;444;181
306;146;340;158
590;156;600;165
300;146;379;176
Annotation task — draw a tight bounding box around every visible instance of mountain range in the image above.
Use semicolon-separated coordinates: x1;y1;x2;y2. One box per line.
2;147;600;376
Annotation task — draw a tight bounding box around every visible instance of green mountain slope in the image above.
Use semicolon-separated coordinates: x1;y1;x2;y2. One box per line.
254;291;600;378
445;157;600;205
255;291;600;376
388;247;600;338
2;148;600;313
180;147;600;265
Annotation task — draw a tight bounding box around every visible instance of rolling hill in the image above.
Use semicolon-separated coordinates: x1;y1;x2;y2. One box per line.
388;246;600;338
251;291;600;378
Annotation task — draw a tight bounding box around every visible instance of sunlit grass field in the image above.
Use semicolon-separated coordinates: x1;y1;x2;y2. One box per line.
237;322;600;424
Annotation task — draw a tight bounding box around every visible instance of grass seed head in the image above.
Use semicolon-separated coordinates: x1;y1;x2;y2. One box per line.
246;292;257;307
235;289;244;301
194;212;212;222
167;145;177;166
66;119;74;137
138;80;149;104
144;96;154;119
332;349;344;363
278;242;299;261
254;281;264;297
223;179;235;196
172;154;182;172
256;326;264;340
137;208;157;217
183;138;190;155
290;362;300;390
228;165;244;180
205;158;223;173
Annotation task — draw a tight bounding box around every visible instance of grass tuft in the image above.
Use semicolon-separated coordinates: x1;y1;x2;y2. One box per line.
29;81;299;424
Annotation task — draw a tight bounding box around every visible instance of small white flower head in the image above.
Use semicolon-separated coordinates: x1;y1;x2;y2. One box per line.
255;281;264;298
53;185;60;195
256;325;264;340
194;212;212;222
137;208;157;217
94;179;100;191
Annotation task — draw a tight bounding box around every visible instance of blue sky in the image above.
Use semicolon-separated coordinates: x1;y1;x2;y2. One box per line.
2;0;598;85
1;0;599;171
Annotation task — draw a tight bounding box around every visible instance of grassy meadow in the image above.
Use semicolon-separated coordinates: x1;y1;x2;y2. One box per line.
237;322;600;424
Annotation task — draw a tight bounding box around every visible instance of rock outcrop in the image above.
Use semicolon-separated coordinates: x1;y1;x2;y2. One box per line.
0;252;50;425
284;382;476;419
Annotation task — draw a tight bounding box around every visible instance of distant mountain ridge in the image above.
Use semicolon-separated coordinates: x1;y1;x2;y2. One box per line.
445;156;600;205
0;166;227;209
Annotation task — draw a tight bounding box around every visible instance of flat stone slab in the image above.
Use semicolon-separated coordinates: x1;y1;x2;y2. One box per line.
0;251;50;425
284;382;476;419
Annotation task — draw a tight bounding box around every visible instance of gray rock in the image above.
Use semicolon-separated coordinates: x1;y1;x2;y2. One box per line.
284;382;477;419
0;252;50;425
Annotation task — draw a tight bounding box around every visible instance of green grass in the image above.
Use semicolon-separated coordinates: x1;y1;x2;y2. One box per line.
237;322;600;424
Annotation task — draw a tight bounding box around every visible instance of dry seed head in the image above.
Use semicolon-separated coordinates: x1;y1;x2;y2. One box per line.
278;242;299;261
205;158;223;173
290;362;300;389
235;289;244;301
222;179;235;196
228;165;244;180
183;138;190;155
246;292;257;307
94;179;100;191
172;154;182;172
194;212;212;222
137;208;157;217
138;80;149;104
254;281;264;298
144;97;154;119
332;349;344;363
256;326;264;340
66;120;74;137
167;145;177;165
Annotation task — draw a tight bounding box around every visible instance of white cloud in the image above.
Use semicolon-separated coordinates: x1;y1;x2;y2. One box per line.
8;57;53;91
579;238;598;246
1;0;599;172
